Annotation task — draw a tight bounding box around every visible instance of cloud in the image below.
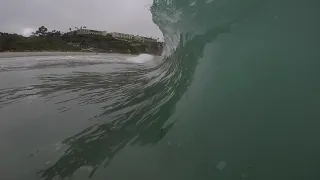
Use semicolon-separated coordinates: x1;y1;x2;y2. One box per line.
0;0;163;38
21;28;35;37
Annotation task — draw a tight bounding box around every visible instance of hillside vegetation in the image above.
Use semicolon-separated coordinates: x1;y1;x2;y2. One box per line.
0;26;163;55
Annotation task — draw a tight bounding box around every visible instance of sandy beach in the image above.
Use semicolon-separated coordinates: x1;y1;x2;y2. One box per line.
0;52;99;58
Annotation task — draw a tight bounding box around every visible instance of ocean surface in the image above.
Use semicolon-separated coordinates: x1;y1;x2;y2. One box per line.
1;0;320;179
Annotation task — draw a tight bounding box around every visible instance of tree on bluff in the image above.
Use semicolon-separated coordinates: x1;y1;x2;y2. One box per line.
33;26;48;36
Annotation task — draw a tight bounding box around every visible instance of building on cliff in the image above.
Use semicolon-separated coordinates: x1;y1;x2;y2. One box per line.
110;32;135;41
75;29;108;36
110;32;157;43
73;28;158;43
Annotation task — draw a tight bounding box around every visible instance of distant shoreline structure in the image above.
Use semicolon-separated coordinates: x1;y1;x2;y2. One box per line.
72;28;160;43
0;26;164;55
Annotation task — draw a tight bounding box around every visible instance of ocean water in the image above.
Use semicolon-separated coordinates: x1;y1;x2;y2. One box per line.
1;0;320;179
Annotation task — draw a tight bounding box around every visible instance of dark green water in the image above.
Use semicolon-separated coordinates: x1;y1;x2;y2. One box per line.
1;0;320;179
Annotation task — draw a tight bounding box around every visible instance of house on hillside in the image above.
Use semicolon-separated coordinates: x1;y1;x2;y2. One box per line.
75;29;107;36
110;32;135;41
135;36;157;43
110;32;157;43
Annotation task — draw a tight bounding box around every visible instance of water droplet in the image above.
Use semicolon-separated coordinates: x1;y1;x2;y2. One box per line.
240;173;246;179
216;161;227;171
189;1;196;7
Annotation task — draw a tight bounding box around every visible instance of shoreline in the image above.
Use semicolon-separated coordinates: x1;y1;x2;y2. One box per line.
0;52;103;58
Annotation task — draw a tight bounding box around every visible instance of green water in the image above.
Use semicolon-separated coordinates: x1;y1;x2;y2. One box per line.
151;0;320;179
0;0;320;179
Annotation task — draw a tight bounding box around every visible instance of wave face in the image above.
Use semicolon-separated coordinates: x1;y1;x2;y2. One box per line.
148;0;320;179
8;0;318;179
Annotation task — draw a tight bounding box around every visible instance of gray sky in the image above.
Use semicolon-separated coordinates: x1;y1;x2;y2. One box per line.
0;0;163;38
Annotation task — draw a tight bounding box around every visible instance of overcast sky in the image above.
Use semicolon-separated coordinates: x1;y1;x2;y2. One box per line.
0;0;163;38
